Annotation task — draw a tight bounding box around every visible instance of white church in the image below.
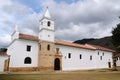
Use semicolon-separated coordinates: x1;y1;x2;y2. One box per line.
0;8;115;72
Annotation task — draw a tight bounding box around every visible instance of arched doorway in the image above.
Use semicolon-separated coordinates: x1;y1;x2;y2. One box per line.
54;58;60;70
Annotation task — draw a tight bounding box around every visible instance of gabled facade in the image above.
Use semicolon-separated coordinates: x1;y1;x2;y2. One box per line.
4;8;115;72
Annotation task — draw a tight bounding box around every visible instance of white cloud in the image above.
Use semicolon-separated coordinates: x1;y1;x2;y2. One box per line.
42;0;120;40
0;0;120;48
0;34;11;48
0;0;12;7
0;0;36;47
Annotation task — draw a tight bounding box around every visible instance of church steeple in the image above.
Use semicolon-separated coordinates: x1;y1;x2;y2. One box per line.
14;24;19;32
11;24;19;41
44;7;51;19
39;7;54;42
38;8;55;71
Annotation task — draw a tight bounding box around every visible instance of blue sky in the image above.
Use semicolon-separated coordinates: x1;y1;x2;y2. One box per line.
55;0;79;4
15;0;79;12
16;0;42;13
0;0;120;48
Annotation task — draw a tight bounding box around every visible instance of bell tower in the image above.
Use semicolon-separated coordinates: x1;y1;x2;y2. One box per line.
38;7;55;71
39;7;54;42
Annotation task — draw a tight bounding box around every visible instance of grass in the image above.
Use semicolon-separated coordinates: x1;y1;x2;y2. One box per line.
0;68;120;80
0;71;120;80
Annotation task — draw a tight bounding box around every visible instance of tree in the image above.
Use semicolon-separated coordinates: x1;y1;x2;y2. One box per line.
111;23;120;53
111;21;120;71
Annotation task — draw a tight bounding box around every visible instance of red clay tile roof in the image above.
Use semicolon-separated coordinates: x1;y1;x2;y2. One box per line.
85;44;115;52
18;33;114;52
55;39;96;50
19;33;38;41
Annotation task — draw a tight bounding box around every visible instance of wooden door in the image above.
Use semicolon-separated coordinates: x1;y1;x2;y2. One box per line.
4;59;9;71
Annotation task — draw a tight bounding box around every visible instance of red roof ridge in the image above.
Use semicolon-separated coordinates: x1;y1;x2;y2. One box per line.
55;39;95;50
85;44;115;52
19;33;38;41
84;44;96;49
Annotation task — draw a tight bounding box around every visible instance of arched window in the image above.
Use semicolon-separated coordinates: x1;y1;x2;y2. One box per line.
47;21;51;26
24;57;32;64
47;44;50;50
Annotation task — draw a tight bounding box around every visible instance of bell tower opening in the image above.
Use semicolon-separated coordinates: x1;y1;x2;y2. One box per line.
47;21;51;26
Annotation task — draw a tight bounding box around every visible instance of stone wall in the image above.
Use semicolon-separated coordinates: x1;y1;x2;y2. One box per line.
38;41;55;71
9;67;38;72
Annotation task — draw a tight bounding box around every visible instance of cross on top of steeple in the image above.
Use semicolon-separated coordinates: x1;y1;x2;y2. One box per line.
44;7;51;19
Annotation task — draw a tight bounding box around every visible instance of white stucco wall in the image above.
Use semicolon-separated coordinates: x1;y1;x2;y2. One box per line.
95;50;113;68
7;39;38;68
0;56;8;72
7;38;113;71
116;57;120;66
11;31;19;41
55;45;113;71
40;19;54;31
39;29;54;42
39;17;54;42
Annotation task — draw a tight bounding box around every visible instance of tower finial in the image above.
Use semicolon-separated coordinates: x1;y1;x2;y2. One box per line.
44;7;51;18
14;24;19;32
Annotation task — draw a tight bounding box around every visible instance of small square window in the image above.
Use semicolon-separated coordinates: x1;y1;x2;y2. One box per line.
80;54;82;59
116;57;118;61
27;45;31;51
100;56;102;60
65;56;66;59
48;35;50;37
68;53;71;59
103;53;104;56
98;52;99;55
90;55;92;60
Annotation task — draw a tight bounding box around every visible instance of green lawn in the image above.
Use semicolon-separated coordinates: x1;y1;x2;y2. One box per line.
0;70;120;80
